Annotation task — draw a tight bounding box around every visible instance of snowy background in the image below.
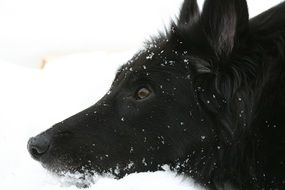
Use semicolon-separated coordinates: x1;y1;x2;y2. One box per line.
0;0;283;189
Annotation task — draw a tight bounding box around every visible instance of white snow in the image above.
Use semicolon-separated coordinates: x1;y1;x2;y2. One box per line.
0;52;204;190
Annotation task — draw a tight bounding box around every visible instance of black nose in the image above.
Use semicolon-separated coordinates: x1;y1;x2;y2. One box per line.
27;135;50;160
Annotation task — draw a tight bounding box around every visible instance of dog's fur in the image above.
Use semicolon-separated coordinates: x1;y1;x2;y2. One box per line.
28;0;285;189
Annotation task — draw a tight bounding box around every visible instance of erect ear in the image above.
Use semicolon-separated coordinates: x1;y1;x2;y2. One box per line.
178;0;200;27
201;0;249;57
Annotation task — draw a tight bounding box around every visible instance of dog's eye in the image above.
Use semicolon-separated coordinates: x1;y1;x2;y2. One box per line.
135;87;151;100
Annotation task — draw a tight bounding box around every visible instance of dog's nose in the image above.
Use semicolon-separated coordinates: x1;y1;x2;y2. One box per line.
27;136;50;160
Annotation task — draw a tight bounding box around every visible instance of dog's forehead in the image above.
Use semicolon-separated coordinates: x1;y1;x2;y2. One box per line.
116;42;192;79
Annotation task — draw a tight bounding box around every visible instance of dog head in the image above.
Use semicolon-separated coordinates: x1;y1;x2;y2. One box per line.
28;0;250;182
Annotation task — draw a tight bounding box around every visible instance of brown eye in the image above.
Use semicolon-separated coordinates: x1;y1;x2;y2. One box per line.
136;87;151;100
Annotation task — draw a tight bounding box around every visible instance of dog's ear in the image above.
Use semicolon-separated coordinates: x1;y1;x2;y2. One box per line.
178;0;200;27
201;0;249;57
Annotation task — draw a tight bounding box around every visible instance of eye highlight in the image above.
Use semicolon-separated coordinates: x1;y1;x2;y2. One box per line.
135;87;151;100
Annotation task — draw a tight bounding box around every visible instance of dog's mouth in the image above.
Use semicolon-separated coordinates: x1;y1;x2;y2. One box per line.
40;153;166;180
40;155;122;177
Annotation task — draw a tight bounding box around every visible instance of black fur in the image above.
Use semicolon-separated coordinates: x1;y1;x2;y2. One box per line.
27;0;285;189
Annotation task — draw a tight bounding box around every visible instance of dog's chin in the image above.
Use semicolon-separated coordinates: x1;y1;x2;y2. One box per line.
41;160;84;175
41;159;114;177
42;163;100;188
42;161;139;181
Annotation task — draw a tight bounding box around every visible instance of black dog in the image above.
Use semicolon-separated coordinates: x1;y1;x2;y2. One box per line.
28;0;285;189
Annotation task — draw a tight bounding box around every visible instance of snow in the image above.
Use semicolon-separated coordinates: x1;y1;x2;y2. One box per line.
0;52;204;190
0;0;185;68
